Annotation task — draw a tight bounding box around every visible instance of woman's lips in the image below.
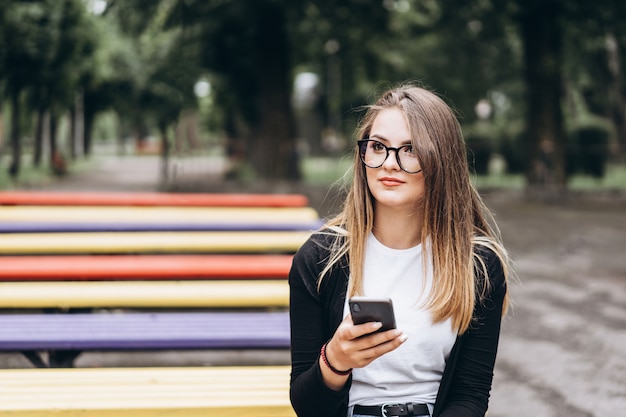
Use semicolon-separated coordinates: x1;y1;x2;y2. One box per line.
379;177;405;186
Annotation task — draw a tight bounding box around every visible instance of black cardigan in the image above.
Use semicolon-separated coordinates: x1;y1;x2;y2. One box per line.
289;233;507;417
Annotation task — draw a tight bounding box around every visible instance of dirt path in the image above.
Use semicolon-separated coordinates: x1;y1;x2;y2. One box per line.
4;155;626;416
484;194;626;416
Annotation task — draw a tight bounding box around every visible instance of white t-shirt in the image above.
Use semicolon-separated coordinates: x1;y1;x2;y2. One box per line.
346;233;457;406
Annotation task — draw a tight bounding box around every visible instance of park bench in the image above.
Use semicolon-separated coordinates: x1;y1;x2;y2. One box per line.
0;311;290;368
0;230;311;254
0;190;309;207
0;220;322;232
0;365;295;416
0;254;292;280
0;279;290;367
0;280;289;309
0;205;320;224
0;205;318;253
0;192;304;416
0;191;314;368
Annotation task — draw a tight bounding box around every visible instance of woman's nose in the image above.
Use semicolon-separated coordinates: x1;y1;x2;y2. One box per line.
382;148;401;170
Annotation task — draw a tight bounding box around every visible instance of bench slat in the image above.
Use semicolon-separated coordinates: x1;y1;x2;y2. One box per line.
0;311;289;350
0;191;308;207
0;206;319;223
0;220;322;233
0;254;292;280
0;280;289;308
0;231;310;254
0;366;295;416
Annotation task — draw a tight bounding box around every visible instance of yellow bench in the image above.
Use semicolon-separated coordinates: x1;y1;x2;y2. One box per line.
0;280;289;309
0;206;320;223
0;231;311;254
0;366;295;417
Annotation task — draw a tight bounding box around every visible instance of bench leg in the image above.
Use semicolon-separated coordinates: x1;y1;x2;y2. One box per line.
21;350;82;368
49;350;82;368
21;351;48;368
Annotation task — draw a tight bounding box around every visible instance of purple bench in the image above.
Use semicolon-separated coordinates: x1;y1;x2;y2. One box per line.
0;311;290;368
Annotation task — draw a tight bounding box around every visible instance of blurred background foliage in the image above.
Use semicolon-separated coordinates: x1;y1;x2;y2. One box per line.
0;0;625;197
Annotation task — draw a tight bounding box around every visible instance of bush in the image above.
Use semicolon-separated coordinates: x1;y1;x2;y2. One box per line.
465;132;494;175
569;125;611;178
499;131;527;175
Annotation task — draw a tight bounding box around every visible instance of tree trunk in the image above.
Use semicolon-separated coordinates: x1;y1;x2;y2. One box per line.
33;107;46;167
83;108;95;157
49;113;58;158
69;90;84;159
159;124;170;185
8;90;22;179
49;113;67;176
606;33;626;162
0;103;4;151
68;106;77;160
518;0;567;200
248;2;299;181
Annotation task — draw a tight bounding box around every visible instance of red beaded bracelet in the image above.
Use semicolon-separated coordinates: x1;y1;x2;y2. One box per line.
320;342;352;376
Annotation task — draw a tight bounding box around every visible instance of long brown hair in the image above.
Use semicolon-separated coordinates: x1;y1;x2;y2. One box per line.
319;83;510;334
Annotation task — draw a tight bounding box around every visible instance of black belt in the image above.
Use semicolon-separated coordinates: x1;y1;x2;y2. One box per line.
354;403;430;417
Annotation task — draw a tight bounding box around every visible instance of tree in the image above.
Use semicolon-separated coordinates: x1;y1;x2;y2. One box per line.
28;0;95;168
562;1;626;163
431;0;626;198
104;0;203;181
514;0;567;196
515;0;626;195
164;0;299;180
166;0;402;180
0;0;95;177
0;1;48;177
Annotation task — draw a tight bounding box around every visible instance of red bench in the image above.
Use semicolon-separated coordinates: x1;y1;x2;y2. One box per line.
0;254;292;281
0;191;309;207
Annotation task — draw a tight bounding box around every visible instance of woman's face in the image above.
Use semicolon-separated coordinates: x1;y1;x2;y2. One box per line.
364;108;425;212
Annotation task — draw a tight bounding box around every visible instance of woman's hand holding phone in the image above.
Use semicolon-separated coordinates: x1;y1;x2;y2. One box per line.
320;297;407;390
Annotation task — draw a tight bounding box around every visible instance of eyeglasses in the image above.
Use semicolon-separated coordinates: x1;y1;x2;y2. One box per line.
357;139;422;174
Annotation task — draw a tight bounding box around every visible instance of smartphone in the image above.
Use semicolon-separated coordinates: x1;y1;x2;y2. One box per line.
349;296;396;333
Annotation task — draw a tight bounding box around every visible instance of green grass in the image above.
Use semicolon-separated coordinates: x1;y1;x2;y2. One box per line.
302;156;354;186
567;163;626;190
0;155;98;190
304;156;626;192
304;157;626;191
0;163;53;190
472;163;626;191
472;173;526;190
2;150;625;193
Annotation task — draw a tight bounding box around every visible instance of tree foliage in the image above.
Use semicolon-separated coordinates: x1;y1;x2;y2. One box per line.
0;0;95;176
0;0;624;190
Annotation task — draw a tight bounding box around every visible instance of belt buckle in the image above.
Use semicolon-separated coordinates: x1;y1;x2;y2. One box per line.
380;403;396;417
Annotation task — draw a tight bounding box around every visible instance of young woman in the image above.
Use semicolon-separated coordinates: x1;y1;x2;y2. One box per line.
289;84;511;417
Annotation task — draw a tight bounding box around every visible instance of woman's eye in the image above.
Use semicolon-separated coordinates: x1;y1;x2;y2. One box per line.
402;145;415;155
372;142;385;151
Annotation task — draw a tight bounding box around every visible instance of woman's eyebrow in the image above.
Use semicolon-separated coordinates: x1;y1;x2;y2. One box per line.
369;134;412;145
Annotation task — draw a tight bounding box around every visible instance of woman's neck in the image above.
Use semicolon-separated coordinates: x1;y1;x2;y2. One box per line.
372;205;423;249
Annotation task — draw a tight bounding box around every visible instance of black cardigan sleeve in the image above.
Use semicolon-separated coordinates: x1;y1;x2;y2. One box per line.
288;234;351;417
434;246;508;417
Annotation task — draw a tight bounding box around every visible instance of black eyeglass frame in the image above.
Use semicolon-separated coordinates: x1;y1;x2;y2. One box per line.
357;139;423;174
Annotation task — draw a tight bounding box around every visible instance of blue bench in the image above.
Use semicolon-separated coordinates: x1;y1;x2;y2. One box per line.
0;311;290;368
